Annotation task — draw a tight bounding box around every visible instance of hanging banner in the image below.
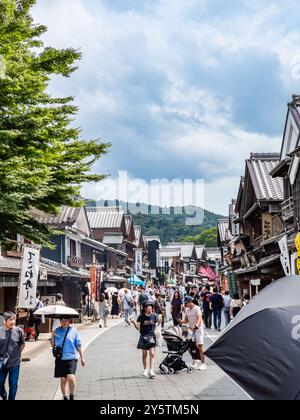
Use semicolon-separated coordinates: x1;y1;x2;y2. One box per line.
95;267;102;302
135;248;143;276
278;235;291;276
156;249;162;269
18;246;40;309
90;266;96;297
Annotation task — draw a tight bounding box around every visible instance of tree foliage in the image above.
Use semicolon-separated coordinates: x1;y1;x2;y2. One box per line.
86;199;222;246
180;227;218;247
0;0;110;247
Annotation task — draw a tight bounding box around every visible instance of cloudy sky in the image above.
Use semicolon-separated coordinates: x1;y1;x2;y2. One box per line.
32;0;300;214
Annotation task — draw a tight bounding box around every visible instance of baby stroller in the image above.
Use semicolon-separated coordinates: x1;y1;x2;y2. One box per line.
159;327;194;375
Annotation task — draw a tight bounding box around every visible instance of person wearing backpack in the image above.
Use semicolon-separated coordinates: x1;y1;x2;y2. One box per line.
51;317;85;400
122;289;134;326
0;312;25;400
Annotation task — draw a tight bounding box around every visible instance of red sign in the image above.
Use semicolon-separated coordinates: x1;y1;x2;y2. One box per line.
95;267;101;302
90;266;96;296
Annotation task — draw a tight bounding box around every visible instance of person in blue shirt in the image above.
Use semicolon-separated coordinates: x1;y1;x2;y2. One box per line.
51;317;85;400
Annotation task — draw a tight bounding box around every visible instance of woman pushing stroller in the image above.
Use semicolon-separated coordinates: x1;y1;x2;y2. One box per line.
131;300;158;379
179;296;207;371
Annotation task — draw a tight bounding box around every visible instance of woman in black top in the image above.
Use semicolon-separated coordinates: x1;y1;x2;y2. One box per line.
111;292;119;319
132;301;157;379
171;290;184;326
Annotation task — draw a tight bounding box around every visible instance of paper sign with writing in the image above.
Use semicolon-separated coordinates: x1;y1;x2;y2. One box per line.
135;249;143;276
18;246;40;309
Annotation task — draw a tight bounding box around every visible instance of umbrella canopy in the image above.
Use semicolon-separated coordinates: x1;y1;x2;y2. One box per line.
34;305;79;319
205;275;300;400
127;275;145;286
106;287;118;294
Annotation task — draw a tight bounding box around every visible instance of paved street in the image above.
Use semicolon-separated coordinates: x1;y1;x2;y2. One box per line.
18;318;123;400
17;317;250;400
75;321;250;401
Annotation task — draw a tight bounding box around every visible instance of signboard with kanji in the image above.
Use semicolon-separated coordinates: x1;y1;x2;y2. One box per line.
135;249;143;276
90;266;96;297
262;214;272;240
18;246;40;309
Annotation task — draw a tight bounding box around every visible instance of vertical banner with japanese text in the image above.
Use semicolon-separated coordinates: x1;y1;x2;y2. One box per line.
95;267;102;302
90;266;96;297
279;235;291;276
135;249;143;276
18;246;40;309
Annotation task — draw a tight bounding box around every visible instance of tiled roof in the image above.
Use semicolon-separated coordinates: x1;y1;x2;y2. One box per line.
289;95;300;130
218;219;232;243
87;207;124;229
195;245;205;259
166;243;195;259
160;247;181;258
33;206;81;226
124;214;133;236
133;225;142;247
246;154;284;201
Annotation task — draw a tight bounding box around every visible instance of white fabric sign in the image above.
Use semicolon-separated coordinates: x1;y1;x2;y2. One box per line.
135;249;143;276
18;246;40;309
278;236;291;276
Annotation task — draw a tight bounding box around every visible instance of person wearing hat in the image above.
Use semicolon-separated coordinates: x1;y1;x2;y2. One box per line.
179;296;206;371
131;301;158;379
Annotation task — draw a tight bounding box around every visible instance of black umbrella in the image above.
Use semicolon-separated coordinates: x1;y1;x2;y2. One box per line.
205;275;300;400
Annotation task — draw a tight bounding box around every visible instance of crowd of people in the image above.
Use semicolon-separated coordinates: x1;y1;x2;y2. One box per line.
0;283;249;399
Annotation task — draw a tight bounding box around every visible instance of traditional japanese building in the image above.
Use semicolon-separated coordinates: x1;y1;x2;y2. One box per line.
231;153;285;296
270;95;300;276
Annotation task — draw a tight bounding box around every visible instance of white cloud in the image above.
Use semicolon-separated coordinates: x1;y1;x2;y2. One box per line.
32;0;298;213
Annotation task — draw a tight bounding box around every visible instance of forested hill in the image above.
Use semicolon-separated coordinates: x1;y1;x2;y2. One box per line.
85;200;224;246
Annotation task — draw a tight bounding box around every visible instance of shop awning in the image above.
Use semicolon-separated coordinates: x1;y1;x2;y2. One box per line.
127;275;145;286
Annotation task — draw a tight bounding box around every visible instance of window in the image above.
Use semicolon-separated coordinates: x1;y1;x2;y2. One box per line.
70;239;77;256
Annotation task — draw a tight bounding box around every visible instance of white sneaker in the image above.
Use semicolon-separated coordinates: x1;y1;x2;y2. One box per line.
199;363;207;371
143;369;149;378
149;370;156;378
191;360;197;369
193;360;201;370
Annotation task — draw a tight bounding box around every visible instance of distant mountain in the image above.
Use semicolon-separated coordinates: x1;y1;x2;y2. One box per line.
85;199;224;246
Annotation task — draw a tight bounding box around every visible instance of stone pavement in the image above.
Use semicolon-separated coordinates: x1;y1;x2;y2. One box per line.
76;322;250;401
17;318;123;400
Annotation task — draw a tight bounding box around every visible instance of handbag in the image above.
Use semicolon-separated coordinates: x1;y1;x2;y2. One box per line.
124;295;134;308
142;334;156;347
52;327;70;360
0;330;12;372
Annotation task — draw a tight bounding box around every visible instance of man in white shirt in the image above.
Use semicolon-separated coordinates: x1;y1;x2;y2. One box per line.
180;296;206;371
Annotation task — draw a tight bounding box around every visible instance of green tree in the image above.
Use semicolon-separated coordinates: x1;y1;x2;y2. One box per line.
180;227;218;247
0;0;110;247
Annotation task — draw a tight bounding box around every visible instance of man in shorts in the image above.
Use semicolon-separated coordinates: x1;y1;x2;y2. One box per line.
180;296;206;371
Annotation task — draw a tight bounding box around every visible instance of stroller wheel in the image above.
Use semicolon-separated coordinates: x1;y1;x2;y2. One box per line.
168;368;175;375
160;365;168;375
187;367;193;374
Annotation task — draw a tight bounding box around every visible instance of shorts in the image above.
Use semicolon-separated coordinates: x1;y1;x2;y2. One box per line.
194;326;204;346
54;359;78;378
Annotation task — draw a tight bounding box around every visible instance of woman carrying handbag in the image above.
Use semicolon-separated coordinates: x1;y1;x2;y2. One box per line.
131;301;158;379
51;317;85;400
